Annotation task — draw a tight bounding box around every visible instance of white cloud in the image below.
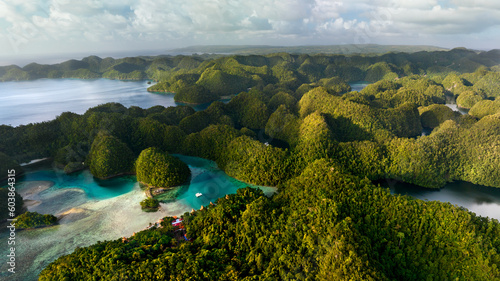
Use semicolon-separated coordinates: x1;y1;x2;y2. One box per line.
451;0;500;9
0;0;499;58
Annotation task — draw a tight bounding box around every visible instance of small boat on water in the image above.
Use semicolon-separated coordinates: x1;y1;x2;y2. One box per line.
196;193;203;197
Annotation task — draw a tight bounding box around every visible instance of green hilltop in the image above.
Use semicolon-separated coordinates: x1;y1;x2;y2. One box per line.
1;48;500;280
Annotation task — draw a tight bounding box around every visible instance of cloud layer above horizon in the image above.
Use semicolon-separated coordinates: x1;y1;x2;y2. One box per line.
0;0;499;58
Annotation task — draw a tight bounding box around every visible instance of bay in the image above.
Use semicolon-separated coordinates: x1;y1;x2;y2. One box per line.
381;180;500;221
1;78;499;280
0;79;178;127
0;155;274;281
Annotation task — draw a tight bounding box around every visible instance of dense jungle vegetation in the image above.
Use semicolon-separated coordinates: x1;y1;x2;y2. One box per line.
15;211;57;229
1;48;500;279
136;147;191;188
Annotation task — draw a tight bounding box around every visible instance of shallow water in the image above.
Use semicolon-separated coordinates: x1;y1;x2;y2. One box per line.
349;81;371;92
445;94;469;115
0;156;275;281
169;155;276;209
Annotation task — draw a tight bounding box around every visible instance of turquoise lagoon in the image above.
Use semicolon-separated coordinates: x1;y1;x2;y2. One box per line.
0;156;274;281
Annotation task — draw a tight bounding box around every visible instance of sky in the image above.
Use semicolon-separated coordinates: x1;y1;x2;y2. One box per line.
0;0;499;65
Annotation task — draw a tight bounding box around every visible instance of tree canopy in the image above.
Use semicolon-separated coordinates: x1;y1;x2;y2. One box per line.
1;50;500;280
87;133;135;179
135;147;191;188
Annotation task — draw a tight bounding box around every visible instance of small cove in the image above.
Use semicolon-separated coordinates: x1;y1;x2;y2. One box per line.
0;155;274;281
1;78;499;280
381;180;500;221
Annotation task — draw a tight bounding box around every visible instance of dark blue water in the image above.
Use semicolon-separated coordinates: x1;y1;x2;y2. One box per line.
0;79;367;127
0;79;178;127
0;79;237;127
381;180;500;221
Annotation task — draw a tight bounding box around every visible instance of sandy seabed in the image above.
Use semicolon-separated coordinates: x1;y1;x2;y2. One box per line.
0;183;192;281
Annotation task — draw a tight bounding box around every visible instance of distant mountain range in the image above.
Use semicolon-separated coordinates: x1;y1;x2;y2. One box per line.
2;46;499;83
168;44;450;55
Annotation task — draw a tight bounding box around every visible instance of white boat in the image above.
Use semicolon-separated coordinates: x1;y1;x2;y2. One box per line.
195;193;203;197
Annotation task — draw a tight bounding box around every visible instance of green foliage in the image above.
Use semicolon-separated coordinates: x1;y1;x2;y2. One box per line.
174;84;219;104
386;137;448;188
19;120;62;160
456;90;486;109
140;198;160;212
325;64;365;82
365;62;398;82
182;124;241;163
158;106;195;126
135;147;190;188
147;81;172;92
223;136;290;186
4;51;500;280
197;68;252;96
295;83;316;99
40;222;176;280
87;133;135;179
1;66;30;81
332;140;387;180
469;99;500;119
265;104;301;145
131;118;185;153
0;187;24;221
40;166;500;280
163;126;187;154
54;144;88;172
227;91;270;129
419;104;460;128
63;162;85;174
395;76;446;106
360;79;400;98
1;49;496;87
61;69;101;79
267;91;297;112
360;76;446;107
442;72;471;95
240;127;257;138
103;69;145;80
16;212;57;229
178;111;213;134
458;113;500;187
473;72;500;98
317;76;351;95
0;152;23;181
299;87;421;138
292;111;336;170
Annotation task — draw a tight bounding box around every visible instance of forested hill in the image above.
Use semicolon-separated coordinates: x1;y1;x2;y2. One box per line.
1;48;500;280
0;47;498;84
169;44;448;55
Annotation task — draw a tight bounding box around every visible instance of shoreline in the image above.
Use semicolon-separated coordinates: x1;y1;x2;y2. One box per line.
20;157;51;167
0;77;154;83
95;171;136;180
18;181;55;199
